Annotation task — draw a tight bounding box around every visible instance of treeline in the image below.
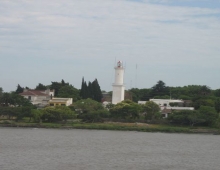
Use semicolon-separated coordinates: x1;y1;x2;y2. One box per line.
0;98;219;128
5;78;102;103
0;106;75;123
128;80;220;113
1;80;220;128
80;78;102;102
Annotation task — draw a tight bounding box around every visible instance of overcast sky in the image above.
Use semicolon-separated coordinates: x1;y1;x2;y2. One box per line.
0;0;220;92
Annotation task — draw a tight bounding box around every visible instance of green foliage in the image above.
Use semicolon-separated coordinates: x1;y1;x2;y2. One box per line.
215;98;220;113
110;100;141;119
105;103;114;110
169;107;218;127
0;92;32;107
16;107;32;121
169;102;179;107
0;92;12;106
57;85;80;102
50;80;69;96
74;98;108;122
41;106;76;122
74;98;104;114
35;83;47;90
192;97;215;110
79;110;110;122
214;89;220;97
199;106;218;126
15;84;24;94
153;95;170;99
142;101;161;120
80;78;103;102
0;87;3;97
168;110;205;126
31;109;43;123
151;80;169;97
0;106;31;121
216;114;220;129
91;79;102;102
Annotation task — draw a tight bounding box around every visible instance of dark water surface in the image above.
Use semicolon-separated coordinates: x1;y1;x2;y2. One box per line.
0;127;220;170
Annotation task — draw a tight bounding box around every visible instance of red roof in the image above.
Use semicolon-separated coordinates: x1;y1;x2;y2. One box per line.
20;90;49;96
162;108;172;114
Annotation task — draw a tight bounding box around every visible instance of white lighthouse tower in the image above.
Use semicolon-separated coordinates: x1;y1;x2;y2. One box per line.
112;61;125;104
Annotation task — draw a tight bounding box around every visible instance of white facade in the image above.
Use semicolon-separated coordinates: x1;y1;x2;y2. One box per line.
112;61;125;104
49;98;72;106
20;89;54;107
149;99;183;107
138;99;194;113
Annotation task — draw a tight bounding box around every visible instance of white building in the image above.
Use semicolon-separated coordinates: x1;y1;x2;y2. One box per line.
112;61;125;104
49;98;72;106
138;99;194;118
20;89;54;107
149;99;184;107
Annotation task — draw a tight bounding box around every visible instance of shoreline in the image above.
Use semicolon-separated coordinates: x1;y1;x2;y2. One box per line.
0;122;219;134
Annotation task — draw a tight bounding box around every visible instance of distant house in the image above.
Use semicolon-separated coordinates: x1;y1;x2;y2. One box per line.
161;108;172;118
138;99;194;118
49;98;72;106
20;89;54;107
149;99;184;107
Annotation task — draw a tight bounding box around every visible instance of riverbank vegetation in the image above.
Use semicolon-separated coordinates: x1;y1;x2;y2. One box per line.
0;80;220;133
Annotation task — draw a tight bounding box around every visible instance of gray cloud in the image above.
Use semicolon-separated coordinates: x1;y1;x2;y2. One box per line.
0;0;220;91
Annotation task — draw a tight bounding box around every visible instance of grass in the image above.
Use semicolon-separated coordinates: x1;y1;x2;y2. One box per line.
0;119;218;134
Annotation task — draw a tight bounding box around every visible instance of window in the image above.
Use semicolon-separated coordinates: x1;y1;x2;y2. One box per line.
28;96;31;100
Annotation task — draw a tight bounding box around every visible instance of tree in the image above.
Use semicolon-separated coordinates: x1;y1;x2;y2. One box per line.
192;98;215;110
187;111;205;126
199;106;218;126
0;87;3;97
142;101;161;120
215;98;220;113
216;114;220;130
31;109;43;123
10;92;33;107
15;84;24;94
41;106;75;122
50;80;69;96
110;100;141;119
35;83;47;90
80;78;102;102
0;93;13;106
80;78;89;99
92;79;102;102
168;110;190;125
214;89;220;97
74;98;108;122
57;85;80;102
168;110;205;126
0;92;32;107
199;85;211;96
151;80;169;97
74;98;104;114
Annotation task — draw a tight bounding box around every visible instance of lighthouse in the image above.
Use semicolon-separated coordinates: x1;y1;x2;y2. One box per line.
112;61;125;104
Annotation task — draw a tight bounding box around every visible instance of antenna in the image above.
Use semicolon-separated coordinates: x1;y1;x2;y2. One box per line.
123;61;126;85
135;64;137;88
170;88;171;100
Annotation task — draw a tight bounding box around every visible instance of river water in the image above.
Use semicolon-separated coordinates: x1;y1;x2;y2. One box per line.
0;128;219;170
